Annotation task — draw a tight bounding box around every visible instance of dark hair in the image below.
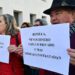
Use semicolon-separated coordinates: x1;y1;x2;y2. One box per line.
35;19;43;25
34;19;47;26
21;22;30;28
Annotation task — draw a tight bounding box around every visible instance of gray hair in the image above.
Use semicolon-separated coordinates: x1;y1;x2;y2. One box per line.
34;19;47;26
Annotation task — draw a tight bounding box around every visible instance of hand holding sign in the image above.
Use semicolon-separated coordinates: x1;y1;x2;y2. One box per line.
20;23;70;75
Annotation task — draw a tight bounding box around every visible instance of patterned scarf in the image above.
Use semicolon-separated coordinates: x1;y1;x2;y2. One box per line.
70;23;75;36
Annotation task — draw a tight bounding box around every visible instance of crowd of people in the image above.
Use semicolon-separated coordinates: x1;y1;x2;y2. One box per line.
0;0;75;75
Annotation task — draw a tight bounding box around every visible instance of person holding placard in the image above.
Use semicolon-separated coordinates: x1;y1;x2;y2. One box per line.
0;14;24;75
39;0;75;75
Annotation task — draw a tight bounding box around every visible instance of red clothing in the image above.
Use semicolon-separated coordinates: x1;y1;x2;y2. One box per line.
0;33;24;75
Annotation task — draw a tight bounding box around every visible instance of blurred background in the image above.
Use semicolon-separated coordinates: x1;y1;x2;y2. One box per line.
0;0;52;26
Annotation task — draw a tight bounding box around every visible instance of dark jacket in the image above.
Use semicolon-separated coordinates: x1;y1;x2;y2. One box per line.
39;23;75;75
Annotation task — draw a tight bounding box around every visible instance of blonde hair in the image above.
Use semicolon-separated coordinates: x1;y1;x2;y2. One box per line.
1;14;19;35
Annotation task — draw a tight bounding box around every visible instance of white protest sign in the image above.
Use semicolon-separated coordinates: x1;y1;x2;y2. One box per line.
0;35;10;63
20;23;70;75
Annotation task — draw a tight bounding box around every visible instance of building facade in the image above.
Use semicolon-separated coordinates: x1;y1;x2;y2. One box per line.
0;0;52;26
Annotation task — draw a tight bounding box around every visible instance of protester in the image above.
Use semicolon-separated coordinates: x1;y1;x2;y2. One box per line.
21;22;30;28
39;0;75;75
33;19;47;26
30;18;48;75
0;14;24;75
21;22;33;75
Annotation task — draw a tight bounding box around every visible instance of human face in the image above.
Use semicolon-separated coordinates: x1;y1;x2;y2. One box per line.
0;16;6;34
34;21;41;26
50;9;73;24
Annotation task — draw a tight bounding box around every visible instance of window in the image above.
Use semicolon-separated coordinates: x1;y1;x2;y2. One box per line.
30;14;36;25
42;16;47;21
42;16;47;25
13;10;23;26
0;7;2;15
